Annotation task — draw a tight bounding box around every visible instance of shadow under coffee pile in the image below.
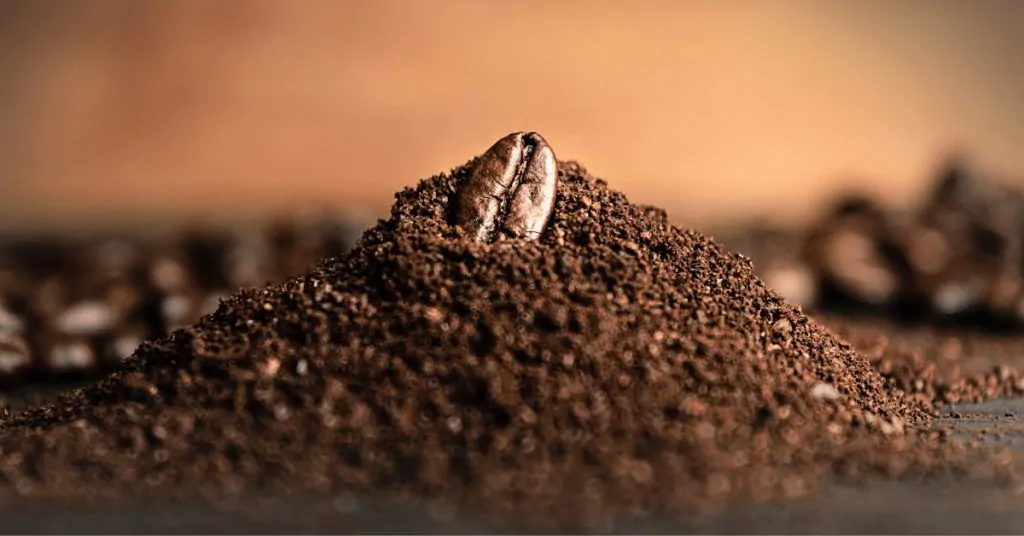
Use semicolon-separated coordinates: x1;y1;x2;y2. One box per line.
0;161;971;529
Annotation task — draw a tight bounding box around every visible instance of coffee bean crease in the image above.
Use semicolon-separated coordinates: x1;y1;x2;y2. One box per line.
454;131;557;243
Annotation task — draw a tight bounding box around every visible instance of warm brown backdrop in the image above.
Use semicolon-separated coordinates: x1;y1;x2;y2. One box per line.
2;0;1023;233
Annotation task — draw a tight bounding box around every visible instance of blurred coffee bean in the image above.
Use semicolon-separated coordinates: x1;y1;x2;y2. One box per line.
198;291;228;319
161;292;199;332
919;159;1024;322
761;261;818;310
160;289;223;333
148;254;190;293
806;196;903;308
56;301;116;336
43;339;97;374
0;302;24;333
930;277;987;317
902;223;954;278
104;327;148;364
0;333;31;381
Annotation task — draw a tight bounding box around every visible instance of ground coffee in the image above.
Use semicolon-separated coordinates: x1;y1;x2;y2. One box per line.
0;148;973;530
822;314;1024;413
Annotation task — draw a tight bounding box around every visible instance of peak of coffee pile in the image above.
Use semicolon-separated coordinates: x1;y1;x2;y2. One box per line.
0;138;969;530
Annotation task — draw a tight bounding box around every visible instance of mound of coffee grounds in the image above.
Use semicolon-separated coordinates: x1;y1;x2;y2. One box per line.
0;156;971;530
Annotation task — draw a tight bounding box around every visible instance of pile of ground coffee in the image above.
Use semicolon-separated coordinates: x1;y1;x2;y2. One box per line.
0;158;971;530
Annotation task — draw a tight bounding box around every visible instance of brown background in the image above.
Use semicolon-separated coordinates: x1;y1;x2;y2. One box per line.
2;0;1023;233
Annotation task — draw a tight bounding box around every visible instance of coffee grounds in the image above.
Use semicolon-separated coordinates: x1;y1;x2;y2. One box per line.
820;314;1024;413
0;159;972;530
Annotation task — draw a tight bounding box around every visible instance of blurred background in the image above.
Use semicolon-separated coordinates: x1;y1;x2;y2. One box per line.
3;0;1024;234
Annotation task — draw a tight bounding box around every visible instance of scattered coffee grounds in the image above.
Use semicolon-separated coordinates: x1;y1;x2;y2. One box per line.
0;150;974;531
819;314;1024;413
719;156;1024;329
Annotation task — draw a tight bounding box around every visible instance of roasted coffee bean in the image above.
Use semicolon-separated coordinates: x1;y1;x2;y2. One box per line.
105;328;147;363
760;261;818;309
198;291;228;319
806;199;901;308
148;254;190;293
0;333;31;380
902;222;955;278
161;292;200;332
455;131;557;243
56;301;116;336
44;339;98;374
0;302;23;333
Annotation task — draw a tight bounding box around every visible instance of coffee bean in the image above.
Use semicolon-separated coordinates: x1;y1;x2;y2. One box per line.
44;339;97;374
930;278;986;316
106;329;146;363
198;291;228;319
810;221;899;307
0;333;31;380
0;302;23;333
161;292;199;332
56;301;115;336
902;223;954;277
761;261;818;309
148;255;189;293
455;131;557;243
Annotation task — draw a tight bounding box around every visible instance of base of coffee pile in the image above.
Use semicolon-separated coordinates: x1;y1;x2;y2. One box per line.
0;329;1022;534
1;154;1023;533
